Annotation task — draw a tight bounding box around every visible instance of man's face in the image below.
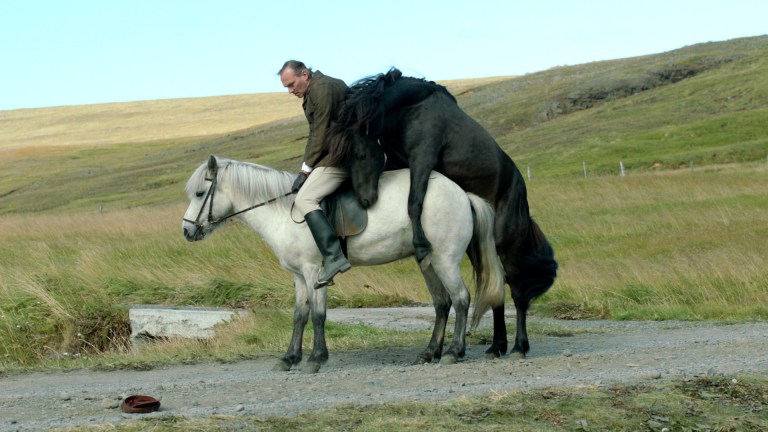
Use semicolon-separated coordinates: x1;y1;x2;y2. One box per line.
280;69;310;98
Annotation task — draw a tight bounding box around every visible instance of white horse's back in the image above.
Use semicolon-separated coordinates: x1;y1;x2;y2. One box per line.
347;169;473;266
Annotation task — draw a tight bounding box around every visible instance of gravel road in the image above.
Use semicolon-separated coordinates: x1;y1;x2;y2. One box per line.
2;307;767;431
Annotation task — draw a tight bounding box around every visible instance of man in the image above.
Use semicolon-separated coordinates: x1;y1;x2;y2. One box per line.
278;60;350;289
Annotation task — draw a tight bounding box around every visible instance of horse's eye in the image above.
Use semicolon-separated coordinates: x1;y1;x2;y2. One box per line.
195;191;205;198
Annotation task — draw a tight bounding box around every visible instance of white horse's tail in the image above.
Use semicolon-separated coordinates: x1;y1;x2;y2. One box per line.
467;193;506;330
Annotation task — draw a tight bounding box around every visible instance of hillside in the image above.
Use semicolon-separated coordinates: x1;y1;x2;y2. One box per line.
459;35;768;175
0;94;304;151
0;36;766;214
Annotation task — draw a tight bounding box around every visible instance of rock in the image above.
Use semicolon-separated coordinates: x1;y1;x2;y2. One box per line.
129;305;249;343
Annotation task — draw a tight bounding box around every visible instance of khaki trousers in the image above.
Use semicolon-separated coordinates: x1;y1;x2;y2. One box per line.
293;166;349;217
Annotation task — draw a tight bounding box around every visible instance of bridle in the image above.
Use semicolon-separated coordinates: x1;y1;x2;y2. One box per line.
182;166;294;233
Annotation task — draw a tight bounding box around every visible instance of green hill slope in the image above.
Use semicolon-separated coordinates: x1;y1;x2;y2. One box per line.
1;36;766;214
462;36;768;175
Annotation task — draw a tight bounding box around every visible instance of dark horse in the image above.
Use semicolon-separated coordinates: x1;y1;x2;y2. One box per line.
329;68;557;358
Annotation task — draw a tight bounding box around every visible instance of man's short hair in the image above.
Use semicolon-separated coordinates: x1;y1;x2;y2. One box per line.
278;60;313;77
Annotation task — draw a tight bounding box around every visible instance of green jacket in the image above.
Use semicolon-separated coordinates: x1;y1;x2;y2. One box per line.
301;71;348;169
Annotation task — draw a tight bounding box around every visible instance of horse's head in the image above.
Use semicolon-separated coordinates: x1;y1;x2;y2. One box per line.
348;131;385;208
182;155;235;241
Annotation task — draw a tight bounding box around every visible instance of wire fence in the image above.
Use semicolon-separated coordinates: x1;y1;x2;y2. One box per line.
524;155;768;181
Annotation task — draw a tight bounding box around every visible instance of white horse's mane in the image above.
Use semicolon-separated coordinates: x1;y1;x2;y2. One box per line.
186;157;295;211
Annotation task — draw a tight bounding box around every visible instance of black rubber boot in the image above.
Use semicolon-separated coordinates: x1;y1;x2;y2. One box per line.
304;210;351;289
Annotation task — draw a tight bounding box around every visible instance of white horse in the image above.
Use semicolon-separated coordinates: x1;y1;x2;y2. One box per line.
182;156;504;373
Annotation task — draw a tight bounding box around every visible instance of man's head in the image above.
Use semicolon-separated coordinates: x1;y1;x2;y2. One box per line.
278;60;312;99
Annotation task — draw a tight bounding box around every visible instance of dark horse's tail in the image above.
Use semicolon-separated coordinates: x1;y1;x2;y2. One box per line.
502;169;558;304
515;218;558;302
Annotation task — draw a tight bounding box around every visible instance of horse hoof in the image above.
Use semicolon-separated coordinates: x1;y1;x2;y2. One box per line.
439;355;457;365
273;360;292;371
484;352;501;360
302;361;322;374
412;356;431;365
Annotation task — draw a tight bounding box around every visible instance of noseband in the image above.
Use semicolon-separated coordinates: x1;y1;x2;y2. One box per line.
182;167;221;232
183;166;294;233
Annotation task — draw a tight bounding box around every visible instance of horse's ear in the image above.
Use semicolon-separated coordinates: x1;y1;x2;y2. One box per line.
387;68;402;81
208;155;217;171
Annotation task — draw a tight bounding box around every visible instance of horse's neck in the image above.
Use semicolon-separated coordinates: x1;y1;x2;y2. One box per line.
235;196;302;255
224;166;306;264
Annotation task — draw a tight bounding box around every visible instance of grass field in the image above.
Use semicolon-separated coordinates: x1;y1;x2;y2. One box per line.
1;164;765;369
1;36;767;371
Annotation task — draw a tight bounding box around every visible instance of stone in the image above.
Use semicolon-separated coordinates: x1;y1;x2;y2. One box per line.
129;305;249;342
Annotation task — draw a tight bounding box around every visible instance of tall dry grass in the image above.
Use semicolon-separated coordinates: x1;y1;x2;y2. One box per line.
1;165;766;368
0;203;431;367
529;164;768;320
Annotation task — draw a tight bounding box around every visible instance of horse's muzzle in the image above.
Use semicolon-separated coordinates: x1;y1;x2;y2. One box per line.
357;191;378;209
183;224;205;242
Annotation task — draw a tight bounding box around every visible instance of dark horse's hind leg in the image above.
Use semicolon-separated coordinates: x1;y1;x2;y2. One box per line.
485;305;509;359
509;284;530;358
492;186;557;359
494;257;534;359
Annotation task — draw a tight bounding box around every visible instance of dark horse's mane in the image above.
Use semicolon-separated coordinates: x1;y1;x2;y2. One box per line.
328;68;456;165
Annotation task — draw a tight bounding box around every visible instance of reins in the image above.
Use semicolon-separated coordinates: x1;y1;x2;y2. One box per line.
183;166;294;230
215;191;295;224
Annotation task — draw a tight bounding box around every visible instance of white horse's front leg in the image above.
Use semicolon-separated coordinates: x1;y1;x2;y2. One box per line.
275;274;310;371
302;265;328;373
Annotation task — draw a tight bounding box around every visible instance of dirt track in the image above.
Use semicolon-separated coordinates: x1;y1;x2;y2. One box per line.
2;307;767;431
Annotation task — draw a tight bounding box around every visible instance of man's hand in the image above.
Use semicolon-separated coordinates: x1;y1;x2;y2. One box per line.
292;172;309;193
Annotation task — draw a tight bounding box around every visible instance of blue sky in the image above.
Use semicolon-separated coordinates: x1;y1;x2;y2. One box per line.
1;0;766;110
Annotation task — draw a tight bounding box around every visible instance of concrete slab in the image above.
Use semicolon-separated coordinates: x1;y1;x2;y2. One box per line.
129;305;249;342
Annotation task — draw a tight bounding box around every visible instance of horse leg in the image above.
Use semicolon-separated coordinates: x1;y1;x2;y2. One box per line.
275;277;309;371
303;284;329;373
466;240;508;359
485;305;509;359
432;259;470;365
497;247;531;359
494;191;557;359
416;264;450;364
508;281;531;358
407;164;437;263
443;294;469;365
